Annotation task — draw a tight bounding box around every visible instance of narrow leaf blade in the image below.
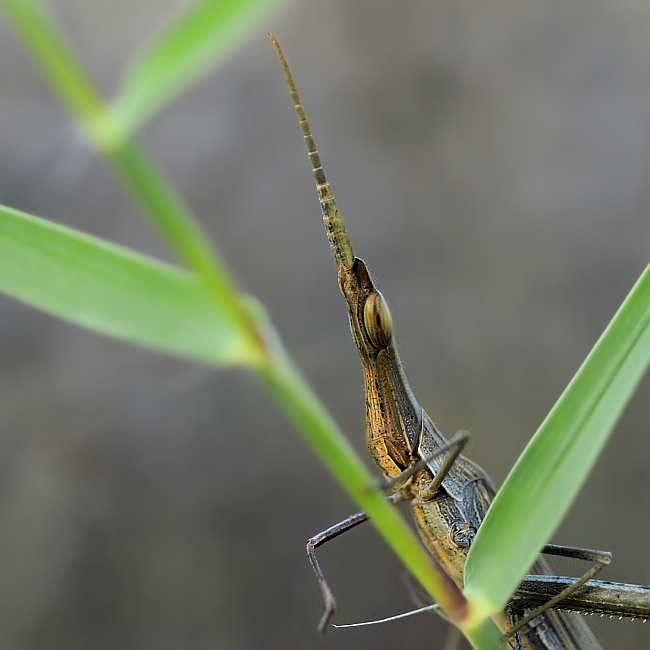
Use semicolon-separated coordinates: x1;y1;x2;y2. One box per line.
0;204;259;366
464;265;650;616
113;0;287;134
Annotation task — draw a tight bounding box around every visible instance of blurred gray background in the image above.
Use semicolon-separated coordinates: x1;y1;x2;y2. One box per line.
0;1;648;648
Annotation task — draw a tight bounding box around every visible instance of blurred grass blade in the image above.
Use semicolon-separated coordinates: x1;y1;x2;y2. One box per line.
112;0;287;134
0;0;230;274
0;0;113;144
0;203;262;366
465;264;650;617
0;0;262;350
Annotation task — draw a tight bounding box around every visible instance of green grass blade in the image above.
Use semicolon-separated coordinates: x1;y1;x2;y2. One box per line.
0;203;261;366
464;264;650;617
0;0;114;145
0;0;223;273
112;0;287;134
0;0;262;350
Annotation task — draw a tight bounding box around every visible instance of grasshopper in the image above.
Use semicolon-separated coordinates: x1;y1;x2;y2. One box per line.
270;35;650;649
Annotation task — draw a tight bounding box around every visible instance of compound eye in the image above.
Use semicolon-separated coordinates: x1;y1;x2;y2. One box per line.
363;290;393;349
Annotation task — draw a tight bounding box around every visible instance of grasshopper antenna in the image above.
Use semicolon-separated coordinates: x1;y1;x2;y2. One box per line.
269;33;355;271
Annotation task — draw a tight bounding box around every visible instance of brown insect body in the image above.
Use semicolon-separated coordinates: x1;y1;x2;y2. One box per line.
337;254;494;587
